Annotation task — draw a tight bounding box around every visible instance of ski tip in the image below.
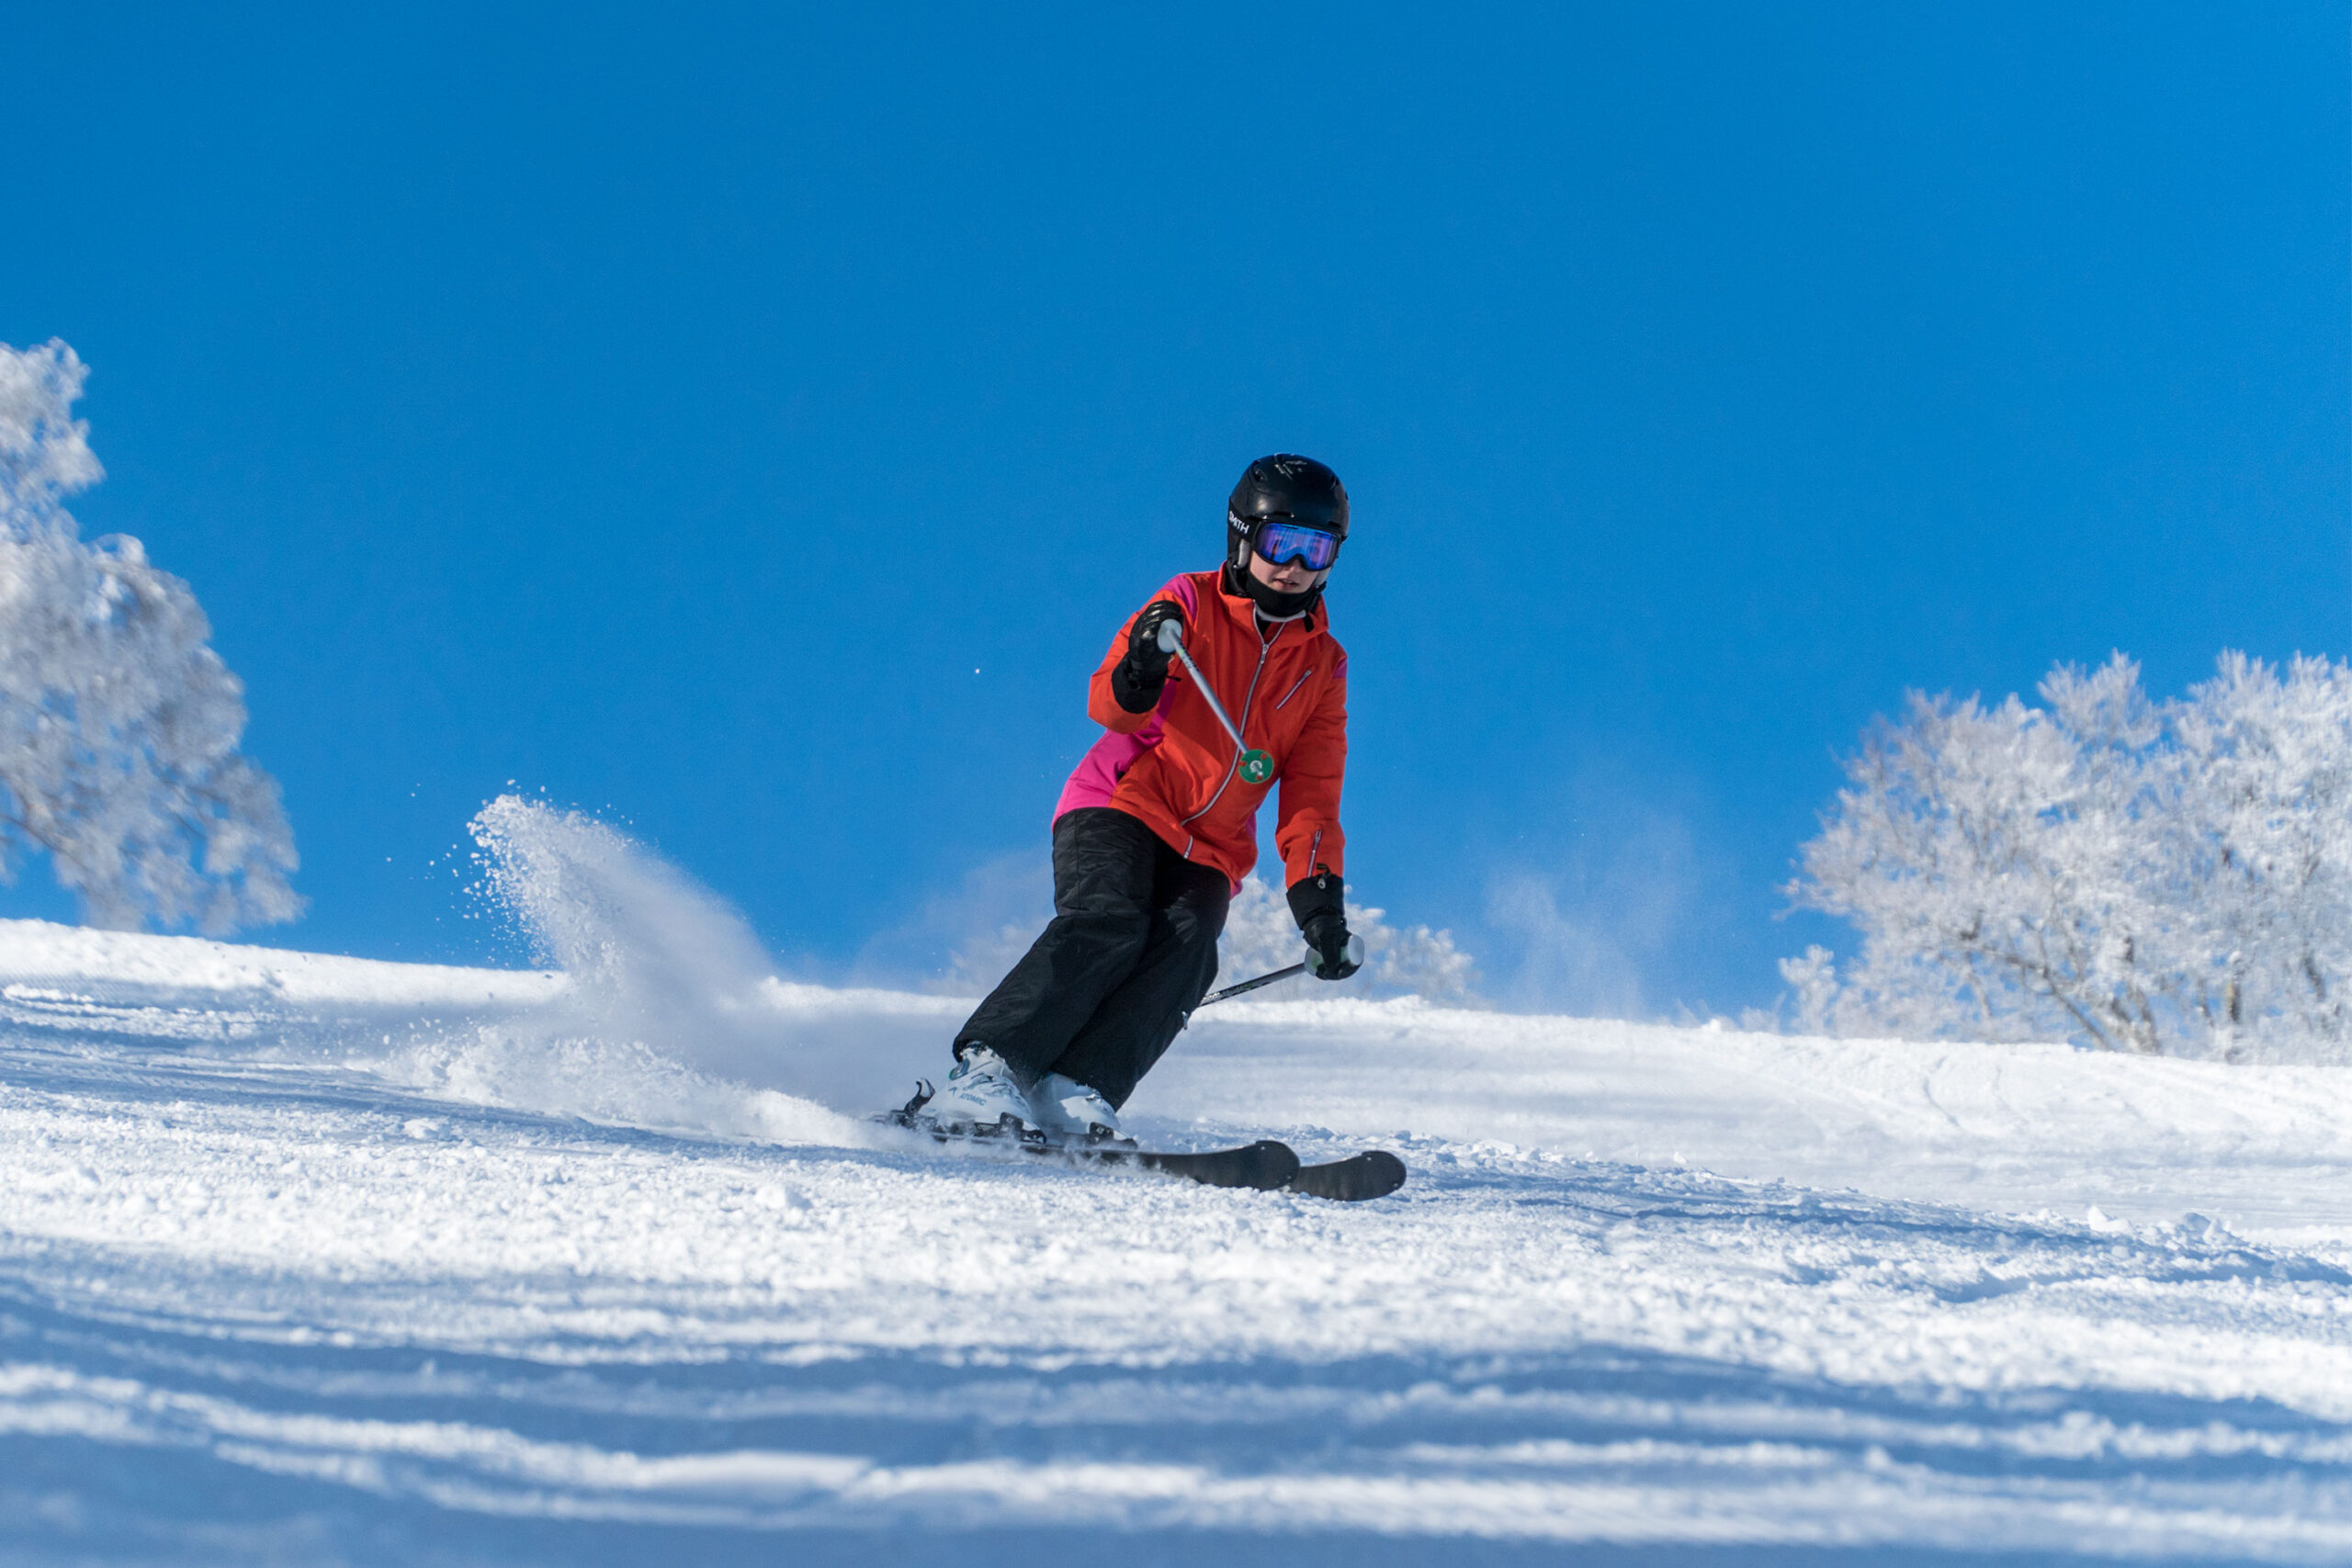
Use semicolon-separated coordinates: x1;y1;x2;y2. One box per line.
1290;1148;1409;1202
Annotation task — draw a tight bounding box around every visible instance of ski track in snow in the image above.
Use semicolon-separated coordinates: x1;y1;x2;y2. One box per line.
6;923;2352;1562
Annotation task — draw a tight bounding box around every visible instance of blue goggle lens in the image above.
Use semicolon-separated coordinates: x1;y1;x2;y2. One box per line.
1253;522;1340;571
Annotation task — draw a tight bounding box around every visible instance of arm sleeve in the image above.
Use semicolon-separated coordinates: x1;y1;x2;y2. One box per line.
1274;659;1348;886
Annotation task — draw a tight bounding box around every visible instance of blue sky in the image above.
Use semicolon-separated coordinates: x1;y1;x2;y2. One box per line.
6;3;2346;1014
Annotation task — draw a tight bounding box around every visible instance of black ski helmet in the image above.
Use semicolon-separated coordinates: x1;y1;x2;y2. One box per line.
1227;454;1349;572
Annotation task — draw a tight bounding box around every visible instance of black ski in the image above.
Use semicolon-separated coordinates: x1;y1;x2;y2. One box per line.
1080;1137;1300;1190
1293;1149;1408;1201
876;1083;1406;1201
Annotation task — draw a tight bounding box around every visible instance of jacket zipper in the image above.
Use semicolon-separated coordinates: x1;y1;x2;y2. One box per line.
1181;622;1281;829
1273;667;1315;710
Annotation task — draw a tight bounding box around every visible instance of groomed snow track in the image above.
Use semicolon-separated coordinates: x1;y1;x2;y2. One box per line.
7;920;2352;1563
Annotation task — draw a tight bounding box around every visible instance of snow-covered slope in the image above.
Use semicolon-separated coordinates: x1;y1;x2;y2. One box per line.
7;917;2352;1564
1163;1000;2352;1243
0;917;568;1008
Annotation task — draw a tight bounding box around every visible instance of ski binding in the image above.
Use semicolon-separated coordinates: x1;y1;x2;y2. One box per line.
877;1081;1408;1201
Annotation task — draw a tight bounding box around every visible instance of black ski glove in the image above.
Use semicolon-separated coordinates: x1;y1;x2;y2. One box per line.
1113;600;1186;714
1287;870;1362;981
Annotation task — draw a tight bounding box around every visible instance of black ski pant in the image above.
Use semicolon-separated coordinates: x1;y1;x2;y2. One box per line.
954;807;1229;1109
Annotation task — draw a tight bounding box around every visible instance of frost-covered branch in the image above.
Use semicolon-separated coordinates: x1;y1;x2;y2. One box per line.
0;340;300;933
1785;651;2352;1060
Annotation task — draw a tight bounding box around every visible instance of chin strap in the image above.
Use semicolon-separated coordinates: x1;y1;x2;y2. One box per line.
1222;561;1322;622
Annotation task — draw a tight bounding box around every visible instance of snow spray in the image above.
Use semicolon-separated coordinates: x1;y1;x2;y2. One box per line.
387;796;865;1145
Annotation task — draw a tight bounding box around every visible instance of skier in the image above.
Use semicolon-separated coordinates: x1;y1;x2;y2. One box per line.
924;454;1362;1143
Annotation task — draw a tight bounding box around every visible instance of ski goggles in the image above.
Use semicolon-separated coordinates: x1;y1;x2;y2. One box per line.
1250;520;1342;571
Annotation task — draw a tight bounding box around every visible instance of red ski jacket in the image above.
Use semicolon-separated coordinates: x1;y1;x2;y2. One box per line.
1055;569;1347;892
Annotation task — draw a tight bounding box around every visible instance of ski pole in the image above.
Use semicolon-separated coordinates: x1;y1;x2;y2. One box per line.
1157;620;1274;784
1196;934;1368;1008
1197;964;1306;1006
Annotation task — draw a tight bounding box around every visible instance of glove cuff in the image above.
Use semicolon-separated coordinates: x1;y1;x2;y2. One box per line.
1287;871;1344;931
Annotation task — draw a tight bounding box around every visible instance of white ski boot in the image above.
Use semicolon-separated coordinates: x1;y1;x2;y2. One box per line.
923;1046;1035;1139
1029;1073;1129;1145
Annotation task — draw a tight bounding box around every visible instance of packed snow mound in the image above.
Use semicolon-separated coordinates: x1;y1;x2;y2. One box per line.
1162;996;2352;1241
0;916;565;1007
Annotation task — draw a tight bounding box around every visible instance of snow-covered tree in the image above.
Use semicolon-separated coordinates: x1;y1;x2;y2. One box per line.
1784;651;2352;1060
2164;652;2352;1049
0;340;299;933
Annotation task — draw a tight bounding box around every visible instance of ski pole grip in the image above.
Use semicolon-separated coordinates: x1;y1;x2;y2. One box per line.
1305;931;1369;980
1156;618;1185;654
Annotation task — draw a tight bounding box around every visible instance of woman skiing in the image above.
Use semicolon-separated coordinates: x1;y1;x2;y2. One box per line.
923;454;1361;1142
